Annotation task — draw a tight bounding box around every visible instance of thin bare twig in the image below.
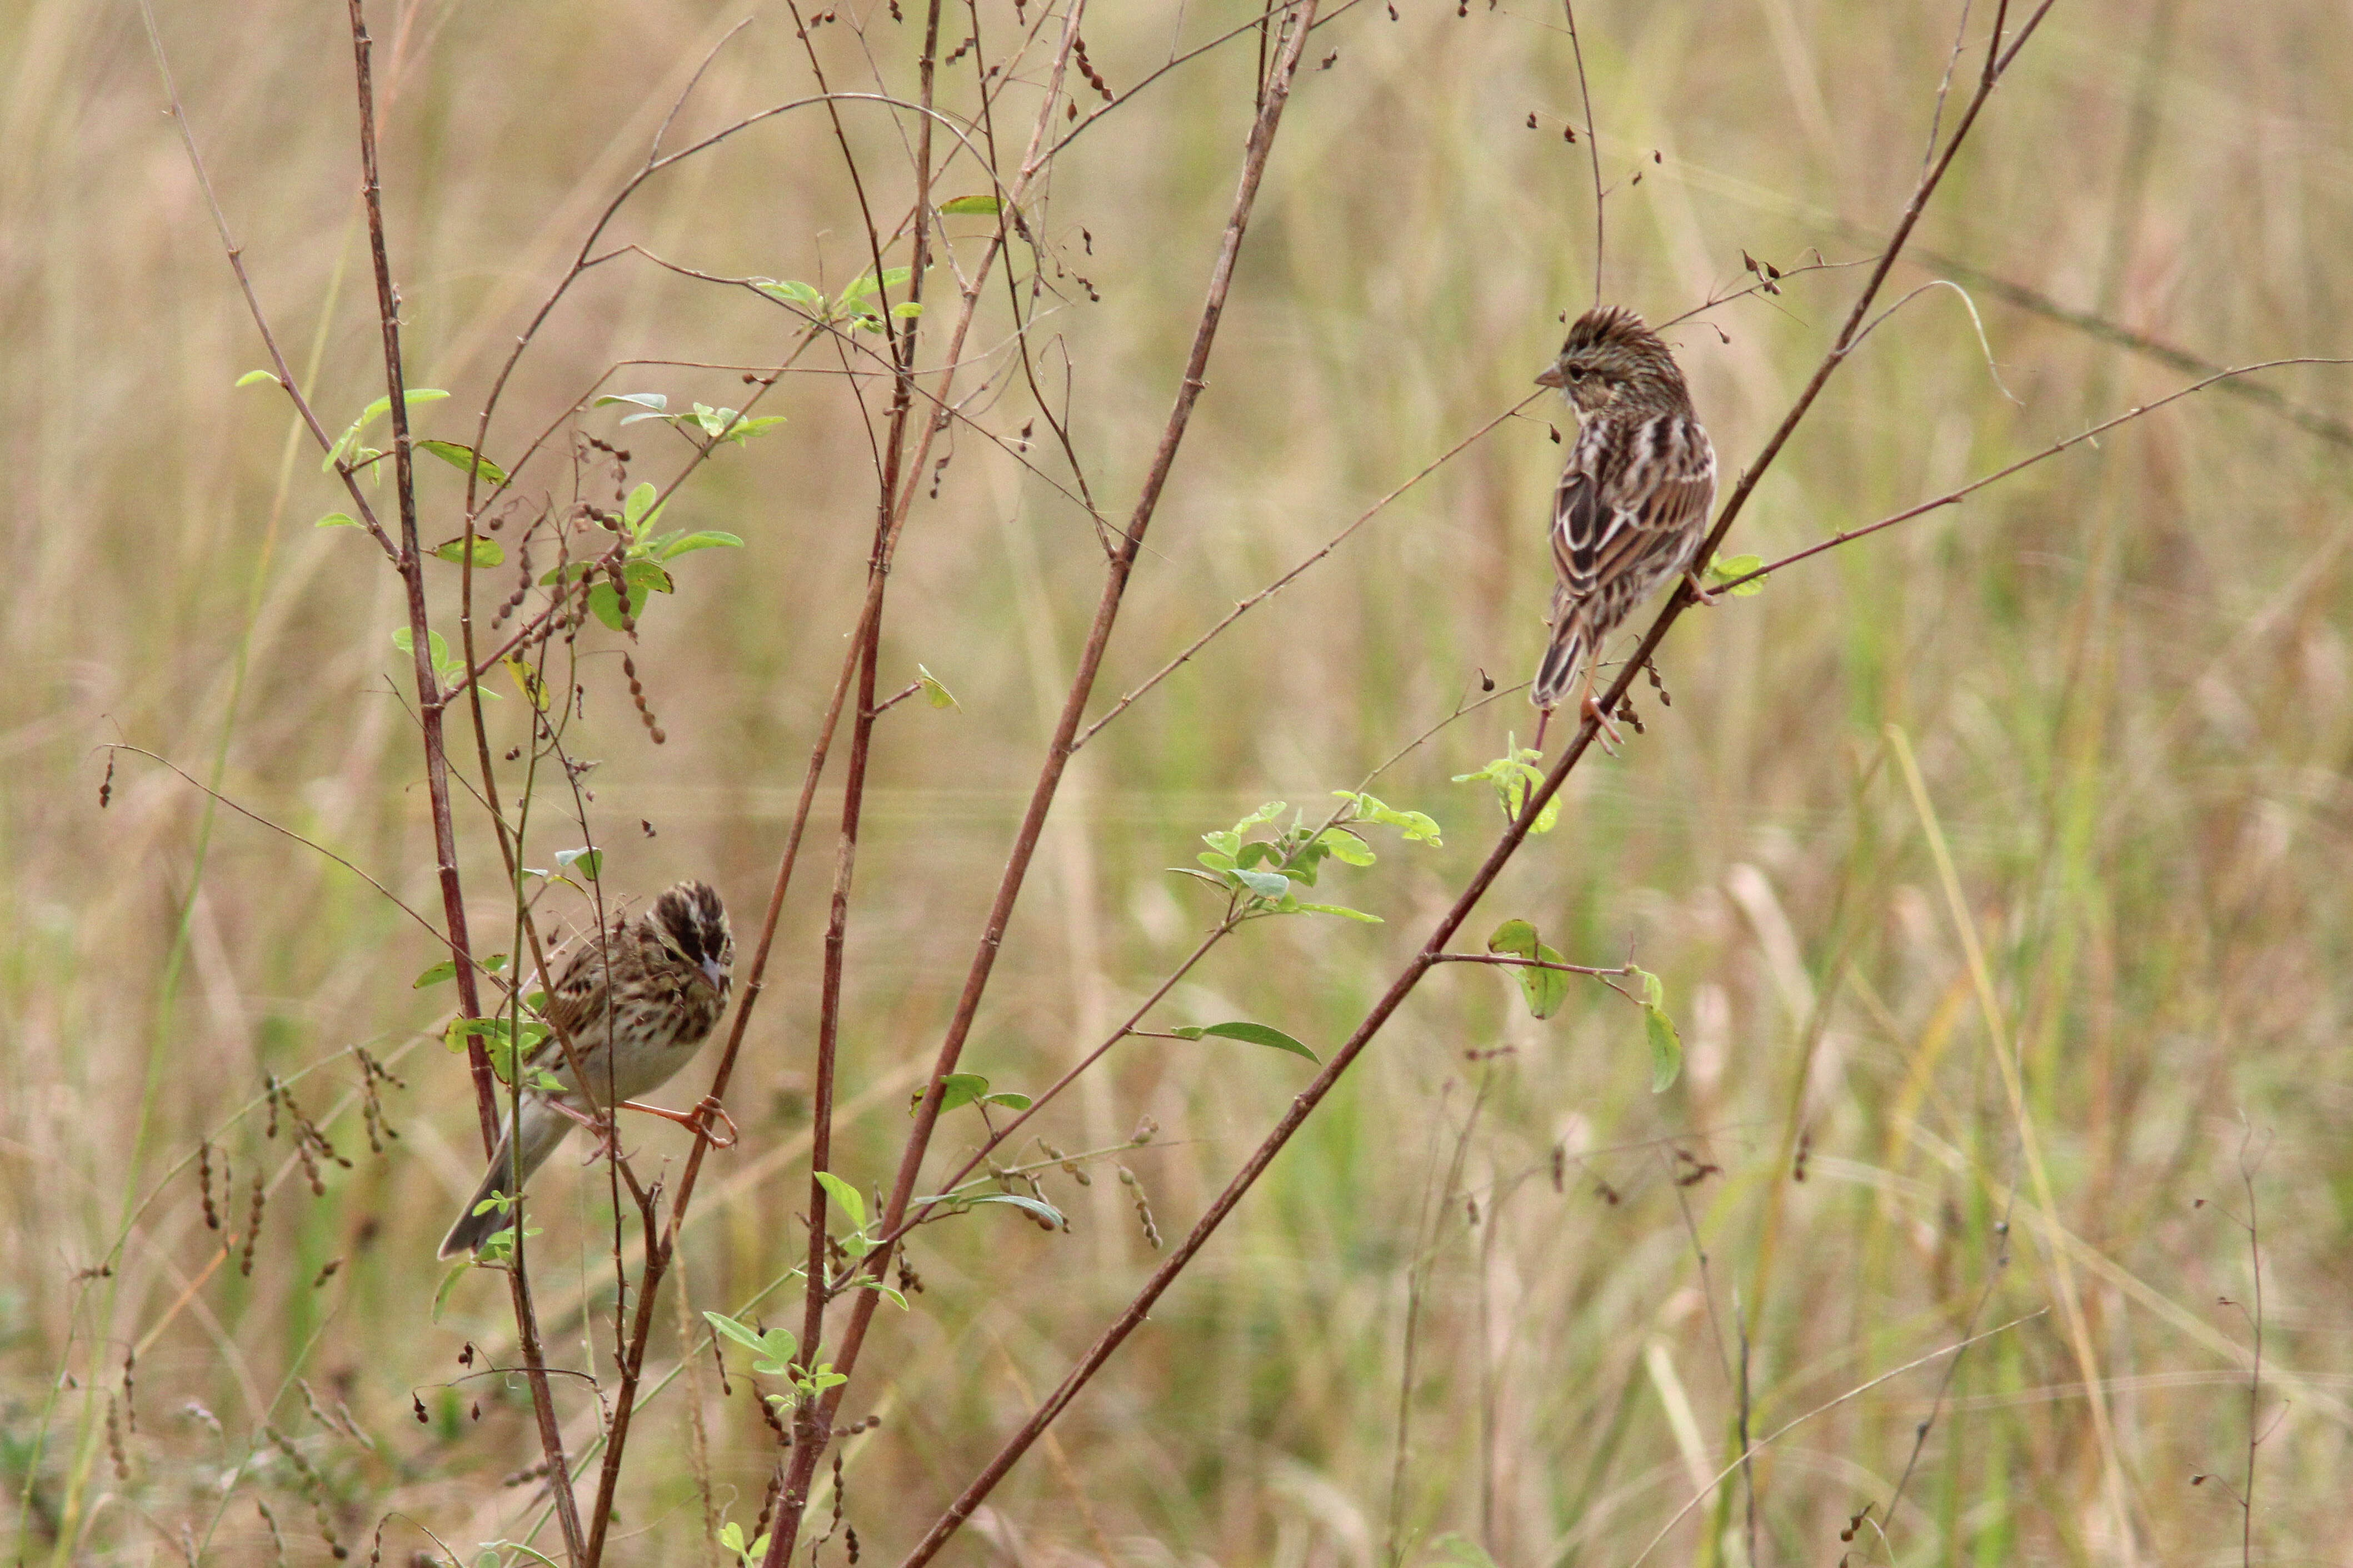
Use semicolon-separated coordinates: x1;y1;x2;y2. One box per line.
96;746;445;945
1559;0;1604;304
1712;359;2353;595
1076;394;1543;748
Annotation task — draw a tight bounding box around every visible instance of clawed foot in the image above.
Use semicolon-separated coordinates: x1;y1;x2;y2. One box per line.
1683;569;1723;607
619;1094;739;1150
1580;690;1623;755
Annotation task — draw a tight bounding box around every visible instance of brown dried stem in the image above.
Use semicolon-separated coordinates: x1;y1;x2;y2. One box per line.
344;2;583;1556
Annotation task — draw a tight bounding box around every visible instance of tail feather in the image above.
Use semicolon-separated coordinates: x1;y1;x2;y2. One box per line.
1532;620;1587;713
437;1101;572;1260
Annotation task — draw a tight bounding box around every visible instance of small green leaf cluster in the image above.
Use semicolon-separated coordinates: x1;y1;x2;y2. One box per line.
1453;746;1558;832
718;1521;772;1567
538;481;745;632
1172;793;1441;924
593;392;786;448
469;1211;541;1268
1481;922;1681;1090
443;1013;560;1093
752;267;922;334
705;1310;852;1410
391;626;489;697
807;1174;912;1306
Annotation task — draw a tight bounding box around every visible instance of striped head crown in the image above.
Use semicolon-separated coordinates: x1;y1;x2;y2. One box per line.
1537;305;1691;415
648;880;735;998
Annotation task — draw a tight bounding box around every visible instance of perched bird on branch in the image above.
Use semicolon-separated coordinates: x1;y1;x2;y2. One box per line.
1531;305;1717;750
438;880;736;1260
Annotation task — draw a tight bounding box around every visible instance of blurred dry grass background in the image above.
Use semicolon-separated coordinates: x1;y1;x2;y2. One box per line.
6;0;2353;1562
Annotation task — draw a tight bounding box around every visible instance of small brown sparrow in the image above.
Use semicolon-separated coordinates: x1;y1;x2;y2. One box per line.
438;880;735;1259
1531;306;1717;749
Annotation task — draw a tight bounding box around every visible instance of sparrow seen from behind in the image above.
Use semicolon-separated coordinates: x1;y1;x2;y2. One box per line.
1530;305;1717;750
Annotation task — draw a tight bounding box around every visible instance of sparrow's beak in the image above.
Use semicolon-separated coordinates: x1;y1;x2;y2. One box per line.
1534;363;1565;389
701;957;728;996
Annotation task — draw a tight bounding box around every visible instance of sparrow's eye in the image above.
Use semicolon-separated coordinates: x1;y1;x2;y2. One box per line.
1566;367;1585;380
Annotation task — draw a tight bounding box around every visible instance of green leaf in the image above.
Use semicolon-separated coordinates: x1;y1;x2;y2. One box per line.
851;1278;911;1310
505;657;551;710
315;512;359;529
1233;868;1291;899
1488;920;1567;1019
1626;966;1680;1089
890;300;924;319
416;439;511;487
1170;1020;1320;1064
660;530;746;559
1646;1004;1682;1093
584;562;674;632
1295;901;1382;924
913;1072;1022;1115
1446;754;1555;834
842;265;912;304
431;536;506;568
814;1171;866;1233
915;664;960;710
1317;828;1377;866
1331;791;1443;846
412;959;457;989
1487;919;1539;959
324;388;448;472
940;193;1002;216
391;626;453;673
623;482;660;532
1233;801;1288;834
552;846;602;882
1706;552;1768;597
754;278;827;313
702;1311;771;1355
969;1193;1065;1228
236;368;279;388
704;1311;798;1375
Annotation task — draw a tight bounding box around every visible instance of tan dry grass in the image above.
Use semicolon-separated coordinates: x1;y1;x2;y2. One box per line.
6;1;2353;1563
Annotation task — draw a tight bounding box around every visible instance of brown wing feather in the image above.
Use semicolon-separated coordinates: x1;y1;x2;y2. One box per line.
1549;413;1715;611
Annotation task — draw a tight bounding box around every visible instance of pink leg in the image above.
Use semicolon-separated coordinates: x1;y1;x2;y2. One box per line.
618;1094;739;1150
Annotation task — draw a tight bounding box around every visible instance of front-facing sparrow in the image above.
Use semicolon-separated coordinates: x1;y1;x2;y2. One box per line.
1531;305;1717;748
438;879;735;1259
